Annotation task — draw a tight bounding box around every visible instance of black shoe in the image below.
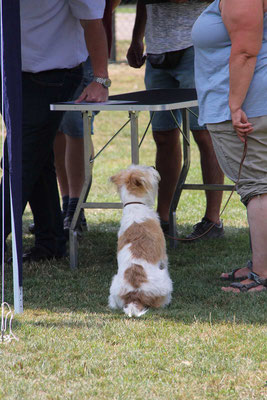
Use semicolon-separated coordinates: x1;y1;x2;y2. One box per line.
8;245;65;264
160;219;178;237
21;245;66;263
160;220;170;235
64;211;87;240
186;217;224;241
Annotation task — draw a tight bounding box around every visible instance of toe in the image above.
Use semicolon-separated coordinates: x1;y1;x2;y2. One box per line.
221;286;241;293
220;266;250;280
221;278;267;293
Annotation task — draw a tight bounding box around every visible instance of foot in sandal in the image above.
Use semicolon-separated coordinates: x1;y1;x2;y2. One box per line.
220;260;252;281
222;271;267;293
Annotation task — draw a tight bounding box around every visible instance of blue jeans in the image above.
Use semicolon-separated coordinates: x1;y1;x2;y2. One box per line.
145;46;205;131
59;57;97;137
1;65;82;255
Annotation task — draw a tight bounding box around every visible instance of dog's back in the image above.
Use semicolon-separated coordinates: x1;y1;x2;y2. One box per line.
109;203;172;317
108;165;173;317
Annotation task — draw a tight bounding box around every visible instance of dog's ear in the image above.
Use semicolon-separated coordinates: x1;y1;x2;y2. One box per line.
127;170;151;194
110;174;117;185
129;171;145;188
110;172;120;187
110;171;126;189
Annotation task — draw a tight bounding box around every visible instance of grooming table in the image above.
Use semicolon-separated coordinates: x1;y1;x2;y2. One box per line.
51;88;233;268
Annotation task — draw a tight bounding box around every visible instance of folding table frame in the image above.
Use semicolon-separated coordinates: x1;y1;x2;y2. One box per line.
51;88;233;268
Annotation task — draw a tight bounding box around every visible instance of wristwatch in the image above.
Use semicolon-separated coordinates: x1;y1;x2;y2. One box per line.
93;77;111;89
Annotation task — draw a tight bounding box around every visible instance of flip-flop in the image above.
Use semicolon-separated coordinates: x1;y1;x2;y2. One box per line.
220;260;252;281
230;271;267;292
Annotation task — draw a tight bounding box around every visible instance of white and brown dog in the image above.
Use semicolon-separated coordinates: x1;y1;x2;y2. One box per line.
108;165;173;317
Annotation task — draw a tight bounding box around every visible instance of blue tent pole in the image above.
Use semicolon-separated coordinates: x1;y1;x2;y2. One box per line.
1;0;23;313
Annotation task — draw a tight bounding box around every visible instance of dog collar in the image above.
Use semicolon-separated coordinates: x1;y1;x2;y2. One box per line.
123;202;145;207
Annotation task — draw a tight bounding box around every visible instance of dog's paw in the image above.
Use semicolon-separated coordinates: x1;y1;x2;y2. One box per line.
108;295;118;309
123;303;148;318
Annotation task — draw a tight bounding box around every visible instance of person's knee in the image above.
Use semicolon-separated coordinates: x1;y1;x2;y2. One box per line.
153;129;179;147
192;128;211;144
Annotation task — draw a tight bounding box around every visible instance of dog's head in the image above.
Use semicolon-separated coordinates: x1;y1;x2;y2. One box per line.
110;165;160;206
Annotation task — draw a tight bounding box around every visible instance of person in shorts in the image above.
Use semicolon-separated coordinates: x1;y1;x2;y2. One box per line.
127;0;225;240
53;57;96;238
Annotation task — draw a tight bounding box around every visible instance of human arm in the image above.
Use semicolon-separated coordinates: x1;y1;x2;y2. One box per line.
126;0;211;68
221;0;264;141
76;19;109;103
126;0;147;68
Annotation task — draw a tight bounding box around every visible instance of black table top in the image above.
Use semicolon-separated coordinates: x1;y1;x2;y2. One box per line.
109;88;197;105
51;88;198;112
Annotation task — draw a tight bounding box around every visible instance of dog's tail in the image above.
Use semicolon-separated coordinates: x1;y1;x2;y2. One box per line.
123;303;148;318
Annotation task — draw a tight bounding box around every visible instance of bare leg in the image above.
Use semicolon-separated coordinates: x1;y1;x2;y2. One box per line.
64;136;85;198
54;131;69;197
192;129;224;224
222;194;267;292
153;128;182;222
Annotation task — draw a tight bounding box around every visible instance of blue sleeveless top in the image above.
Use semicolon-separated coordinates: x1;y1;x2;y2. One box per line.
191;0;267;125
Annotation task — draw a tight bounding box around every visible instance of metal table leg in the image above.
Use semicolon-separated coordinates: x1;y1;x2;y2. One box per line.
69;110;140;268
169;109;191;248
129;111;139;164
69;111;94;268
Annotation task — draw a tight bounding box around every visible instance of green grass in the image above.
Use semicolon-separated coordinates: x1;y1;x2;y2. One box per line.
1;64;267;400
117;5;136;13
113;40;131;63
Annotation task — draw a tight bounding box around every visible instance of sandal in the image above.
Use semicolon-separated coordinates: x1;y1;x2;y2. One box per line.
220;260;252;281
230;271;267;292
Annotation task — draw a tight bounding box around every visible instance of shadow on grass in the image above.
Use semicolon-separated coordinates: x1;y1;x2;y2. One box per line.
4;222;267;325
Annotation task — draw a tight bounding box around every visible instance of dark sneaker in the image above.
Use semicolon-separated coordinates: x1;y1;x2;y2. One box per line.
160;219;179;237
186;217;224;241
80;212;88;231
64;211;87;240
160;220;170;235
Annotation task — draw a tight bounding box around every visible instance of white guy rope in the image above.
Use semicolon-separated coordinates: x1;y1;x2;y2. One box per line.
0;0;20;340
1;302;18;343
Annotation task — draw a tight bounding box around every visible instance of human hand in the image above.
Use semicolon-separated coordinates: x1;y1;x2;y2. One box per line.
75;81;108;103
127;40;146;68
231;108;253;142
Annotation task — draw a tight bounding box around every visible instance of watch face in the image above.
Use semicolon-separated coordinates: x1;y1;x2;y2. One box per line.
104;78;111;88
94;77;111;88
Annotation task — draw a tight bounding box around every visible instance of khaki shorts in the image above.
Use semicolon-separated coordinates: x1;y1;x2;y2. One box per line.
207;116;267;206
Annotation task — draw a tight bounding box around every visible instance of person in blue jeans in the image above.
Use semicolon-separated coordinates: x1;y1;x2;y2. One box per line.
1;1;110;263
127;0;225;239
